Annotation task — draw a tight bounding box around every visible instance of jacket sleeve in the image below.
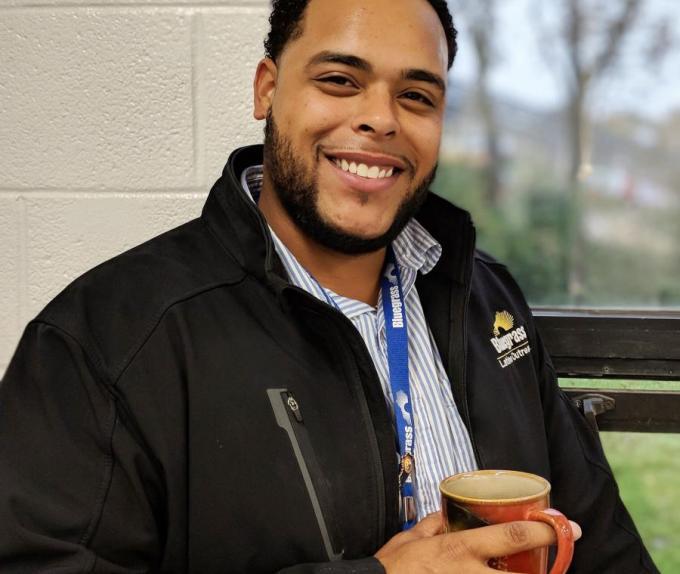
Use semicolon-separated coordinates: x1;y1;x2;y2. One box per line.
0;321;160;573
531;327;659;574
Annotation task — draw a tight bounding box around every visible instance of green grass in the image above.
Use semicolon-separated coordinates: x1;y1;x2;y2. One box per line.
559;379;680;572
559;378;680;391
600;432;680;572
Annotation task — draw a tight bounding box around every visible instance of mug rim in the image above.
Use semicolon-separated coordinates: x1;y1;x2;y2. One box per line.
439;469;551;506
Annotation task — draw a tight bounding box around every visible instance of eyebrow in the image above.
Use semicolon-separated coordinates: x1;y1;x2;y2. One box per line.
306;51;372;72
306;51;446;94
402;69;446;94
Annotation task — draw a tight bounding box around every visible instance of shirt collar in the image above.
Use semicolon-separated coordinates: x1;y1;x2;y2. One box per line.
241;165;264;201
391;216;442;277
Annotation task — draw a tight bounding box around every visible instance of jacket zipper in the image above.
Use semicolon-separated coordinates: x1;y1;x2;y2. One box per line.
267;388;344;561
328;320;388;548
459;276;484;468
452;230;485;469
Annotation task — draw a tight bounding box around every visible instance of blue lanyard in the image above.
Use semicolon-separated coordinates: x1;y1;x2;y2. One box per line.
380;247;416;530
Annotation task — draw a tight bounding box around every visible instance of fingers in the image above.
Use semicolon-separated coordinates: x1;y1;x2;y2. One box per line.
374;512;445;562
471;521;553;559
411;512;445;537
569;520;582;540
446;520;578;559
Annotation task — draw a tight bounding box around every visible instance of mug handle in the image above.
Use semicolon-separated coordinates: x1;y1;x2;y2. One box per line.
526;508;574;574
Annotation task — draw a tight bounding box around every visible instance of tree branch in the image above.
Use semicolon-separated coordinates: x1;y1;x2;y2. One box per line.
591;0;642;76
565;0;588;90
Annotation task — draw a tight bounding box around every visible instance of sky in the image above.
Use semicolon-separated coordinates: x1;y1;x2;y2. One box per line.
449;0;680;120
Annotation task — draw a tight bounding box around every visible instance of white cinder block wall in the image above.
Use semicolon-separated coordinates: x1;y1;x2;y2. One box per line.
0;0;271;377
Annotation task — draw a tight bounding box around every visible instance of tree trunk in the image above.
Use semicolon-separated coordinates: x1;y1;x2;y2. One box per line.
566;84;589;303
477;82;502;206
472;23;502;206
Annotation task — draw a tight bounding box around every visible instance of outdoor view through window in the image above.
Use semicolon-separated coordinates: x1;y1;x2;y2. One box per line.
436;0;680;308
436;1;680;571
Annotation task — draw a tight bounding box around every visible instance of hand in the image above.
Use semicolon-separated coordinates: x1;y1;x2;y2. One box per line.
374;512;582;573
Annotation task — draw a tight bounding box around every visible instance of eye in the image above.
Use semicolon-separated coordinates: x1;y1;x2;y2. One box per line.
316;75;358;88
402;91;435;107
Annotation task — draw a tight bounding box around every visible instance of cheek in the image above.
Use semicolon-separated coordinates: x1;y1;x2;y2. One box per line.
421;129;443;165
292;91;347;137
272;82;342;133
403;116;443;170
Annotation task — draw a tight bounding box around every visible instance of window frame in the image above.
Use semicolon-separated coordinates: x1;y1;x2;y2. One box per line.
534;309;680;433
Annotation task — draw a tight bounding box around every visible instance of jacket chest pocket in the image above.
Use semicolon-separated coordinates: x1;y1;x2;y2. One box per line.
267;388;344;561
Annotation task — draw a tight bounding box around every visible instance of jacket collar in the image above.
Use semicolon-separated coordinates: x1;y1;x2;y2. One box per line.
416;191;476;285
201;144;476;287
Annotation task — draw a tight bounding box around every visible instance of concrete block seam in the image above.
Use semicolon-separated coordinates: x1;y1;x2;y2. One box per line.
18;195;28;326
14;191;208;200
192;11;206;188
0;190;211;198
1;3;271;12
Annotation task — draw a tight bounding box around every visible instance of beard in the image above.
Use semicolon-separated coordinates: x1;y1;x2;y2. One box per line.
262;111;437;255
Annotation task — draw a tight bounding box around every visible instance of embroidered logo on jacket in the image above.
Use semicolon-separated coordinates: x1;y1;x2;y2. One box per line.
490;311;532;368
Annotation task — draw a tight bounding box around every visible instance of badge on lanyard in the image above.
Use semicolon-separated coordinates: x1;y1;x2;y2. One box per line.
399;453;417;524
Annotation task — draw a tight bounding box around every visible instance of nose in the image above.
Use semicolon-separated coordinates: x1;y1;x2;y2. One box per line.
351;87;400;139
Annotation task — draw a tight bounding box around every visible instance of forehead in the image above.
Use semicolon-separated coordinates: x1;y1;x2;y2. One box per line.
279;0;448;76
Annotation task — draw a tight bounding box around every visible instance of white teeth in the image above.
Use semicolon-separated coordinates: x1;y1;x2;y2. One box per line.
367;166;380;179
332;156;398;179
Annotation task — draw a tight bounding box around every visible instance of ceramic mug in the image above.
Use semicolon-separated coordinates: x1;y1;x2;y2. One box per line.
440;470;574;573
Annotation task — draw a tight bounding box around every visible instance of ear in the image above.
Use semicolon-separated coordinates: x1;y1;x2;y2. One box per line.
253;58;278;120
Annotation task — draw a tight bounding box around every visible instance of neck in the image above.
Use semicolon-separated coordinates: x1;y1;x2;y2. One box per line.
258;182;386;307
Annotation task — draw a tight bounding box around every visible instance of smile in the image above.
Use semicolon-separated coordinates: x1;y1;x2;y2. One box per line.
329;157;395;180
324;154;403;194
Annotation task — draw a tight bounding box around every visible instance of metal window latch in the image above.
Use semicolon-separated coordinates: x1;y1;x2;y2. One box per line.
571;393;616;432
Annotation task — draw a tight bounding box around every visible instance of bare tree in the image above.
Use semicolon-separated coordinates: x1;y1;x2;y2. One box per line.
564;0;642;183
453;0;502;206
567;0;642;300
533;0;646;301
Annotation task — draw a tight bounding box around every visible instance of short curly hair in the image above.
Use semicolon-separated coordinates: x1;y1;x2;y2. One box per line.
264;0;458;70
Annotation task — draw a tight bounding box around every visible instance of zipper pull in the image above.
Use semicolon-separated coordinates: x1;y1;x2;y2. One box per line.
285;392;303;423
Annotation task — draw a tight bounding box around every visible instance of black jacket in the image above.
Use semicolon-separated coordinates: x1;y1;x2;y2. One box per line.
0;145;656;573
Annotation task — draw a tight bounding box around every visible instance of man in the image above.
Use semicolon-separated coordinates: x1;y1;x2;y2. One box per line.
0;0;657;572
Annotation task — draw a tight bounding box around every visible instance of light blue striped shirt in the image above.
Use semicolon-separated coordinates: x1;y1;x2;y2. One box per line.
242;165;477;518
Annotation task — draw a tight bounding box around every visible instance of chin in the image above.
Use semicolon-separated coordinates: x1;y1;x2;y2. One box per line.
335;223;391;241
327;212;393;238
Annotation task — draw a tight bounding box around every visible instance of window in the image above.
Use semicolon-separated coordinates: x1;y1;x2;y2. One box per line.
438;2;680;570
437;0;680;308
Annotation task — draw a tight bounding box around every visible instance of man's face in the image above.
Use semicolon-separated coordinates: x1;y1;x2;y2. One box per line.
255;0;448;253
